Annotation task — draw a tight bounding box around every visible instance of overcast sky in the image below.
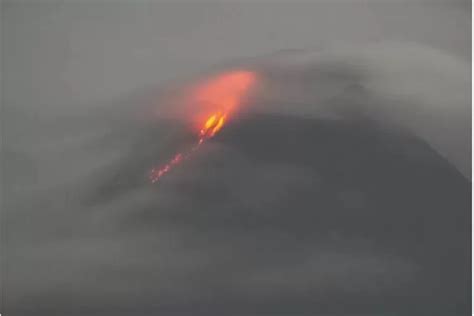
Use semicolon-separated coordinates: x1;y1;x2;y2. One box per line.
3;0;470;112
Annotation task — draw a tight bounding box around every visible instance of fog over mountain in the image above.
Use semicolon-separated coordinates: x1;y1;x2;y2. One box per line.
2;1;470;315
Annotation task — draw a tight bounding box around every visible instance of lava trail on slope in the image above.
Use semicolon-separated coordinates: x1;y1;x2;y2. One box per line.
149;70;257;183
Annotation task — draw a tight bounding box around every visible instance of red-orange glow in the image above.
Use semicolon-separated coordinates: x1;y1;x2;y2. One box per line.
150;70;257;183
189;70;256;133
199;112;226;138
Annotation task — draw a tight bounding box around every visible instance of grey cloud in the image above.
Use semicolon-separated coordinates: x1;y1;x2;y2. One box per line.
7;108;468;315
3;1;470;315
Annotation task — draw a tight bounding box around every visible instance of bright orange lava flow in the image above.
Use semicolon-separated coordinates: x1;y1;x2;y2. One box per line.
149;70;257;183
200;113;226;138
190;70;256;133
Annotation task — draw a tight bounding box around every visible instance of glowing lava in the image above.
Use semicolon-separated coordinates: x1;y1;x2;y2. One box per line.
149;70;256;183
200;112;226;138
